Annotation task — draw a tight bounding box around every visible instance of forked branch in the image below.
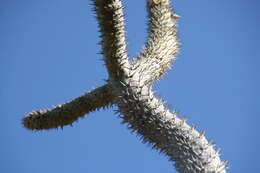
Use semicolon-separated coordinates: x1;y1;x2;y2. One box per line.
22;0;227;172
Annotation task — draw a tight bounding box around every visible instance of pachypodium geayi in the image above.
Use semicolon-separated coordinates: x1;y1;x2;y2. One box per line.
23;0;227;172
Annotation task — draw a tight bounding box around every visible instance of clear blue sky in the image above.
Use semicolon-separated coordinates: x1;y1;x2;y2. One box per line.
1;0;259;172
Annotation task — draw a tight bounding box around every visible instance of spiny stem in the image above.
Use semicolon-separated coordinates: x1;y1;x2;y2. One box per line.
116;82;227;173
23;84;113;130
93;0;130;80
131;0;179;85
22;0;228;172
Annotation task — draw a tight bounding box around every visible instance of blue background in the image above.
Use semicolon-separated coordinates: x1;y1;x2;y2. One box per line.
1;0;259;172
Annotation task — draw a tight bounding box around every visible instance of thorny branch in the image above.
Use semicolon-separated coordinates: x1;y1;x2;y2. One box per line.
22;0;227;172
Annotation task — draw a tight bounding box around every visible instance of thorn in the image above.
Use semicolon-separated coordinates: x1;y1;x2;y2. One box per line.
224;160;229;169
172;14;181;19
216;148;222;156
180;117;188;125
191;124;197;131
119;80;127;87
200;130;206;137
173;109;180;116
182;116;189;122
208;139;215;146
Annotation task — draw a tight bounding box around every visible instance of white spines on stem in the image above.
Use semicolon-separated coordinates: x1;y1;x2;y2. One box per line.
131;0;179;85
93;0;130;81
22;0;228;172
23;84;114;130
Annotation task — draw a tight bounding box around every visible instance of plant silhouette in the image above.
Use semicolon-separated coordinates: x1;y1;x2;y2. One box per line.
22;0;227;172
